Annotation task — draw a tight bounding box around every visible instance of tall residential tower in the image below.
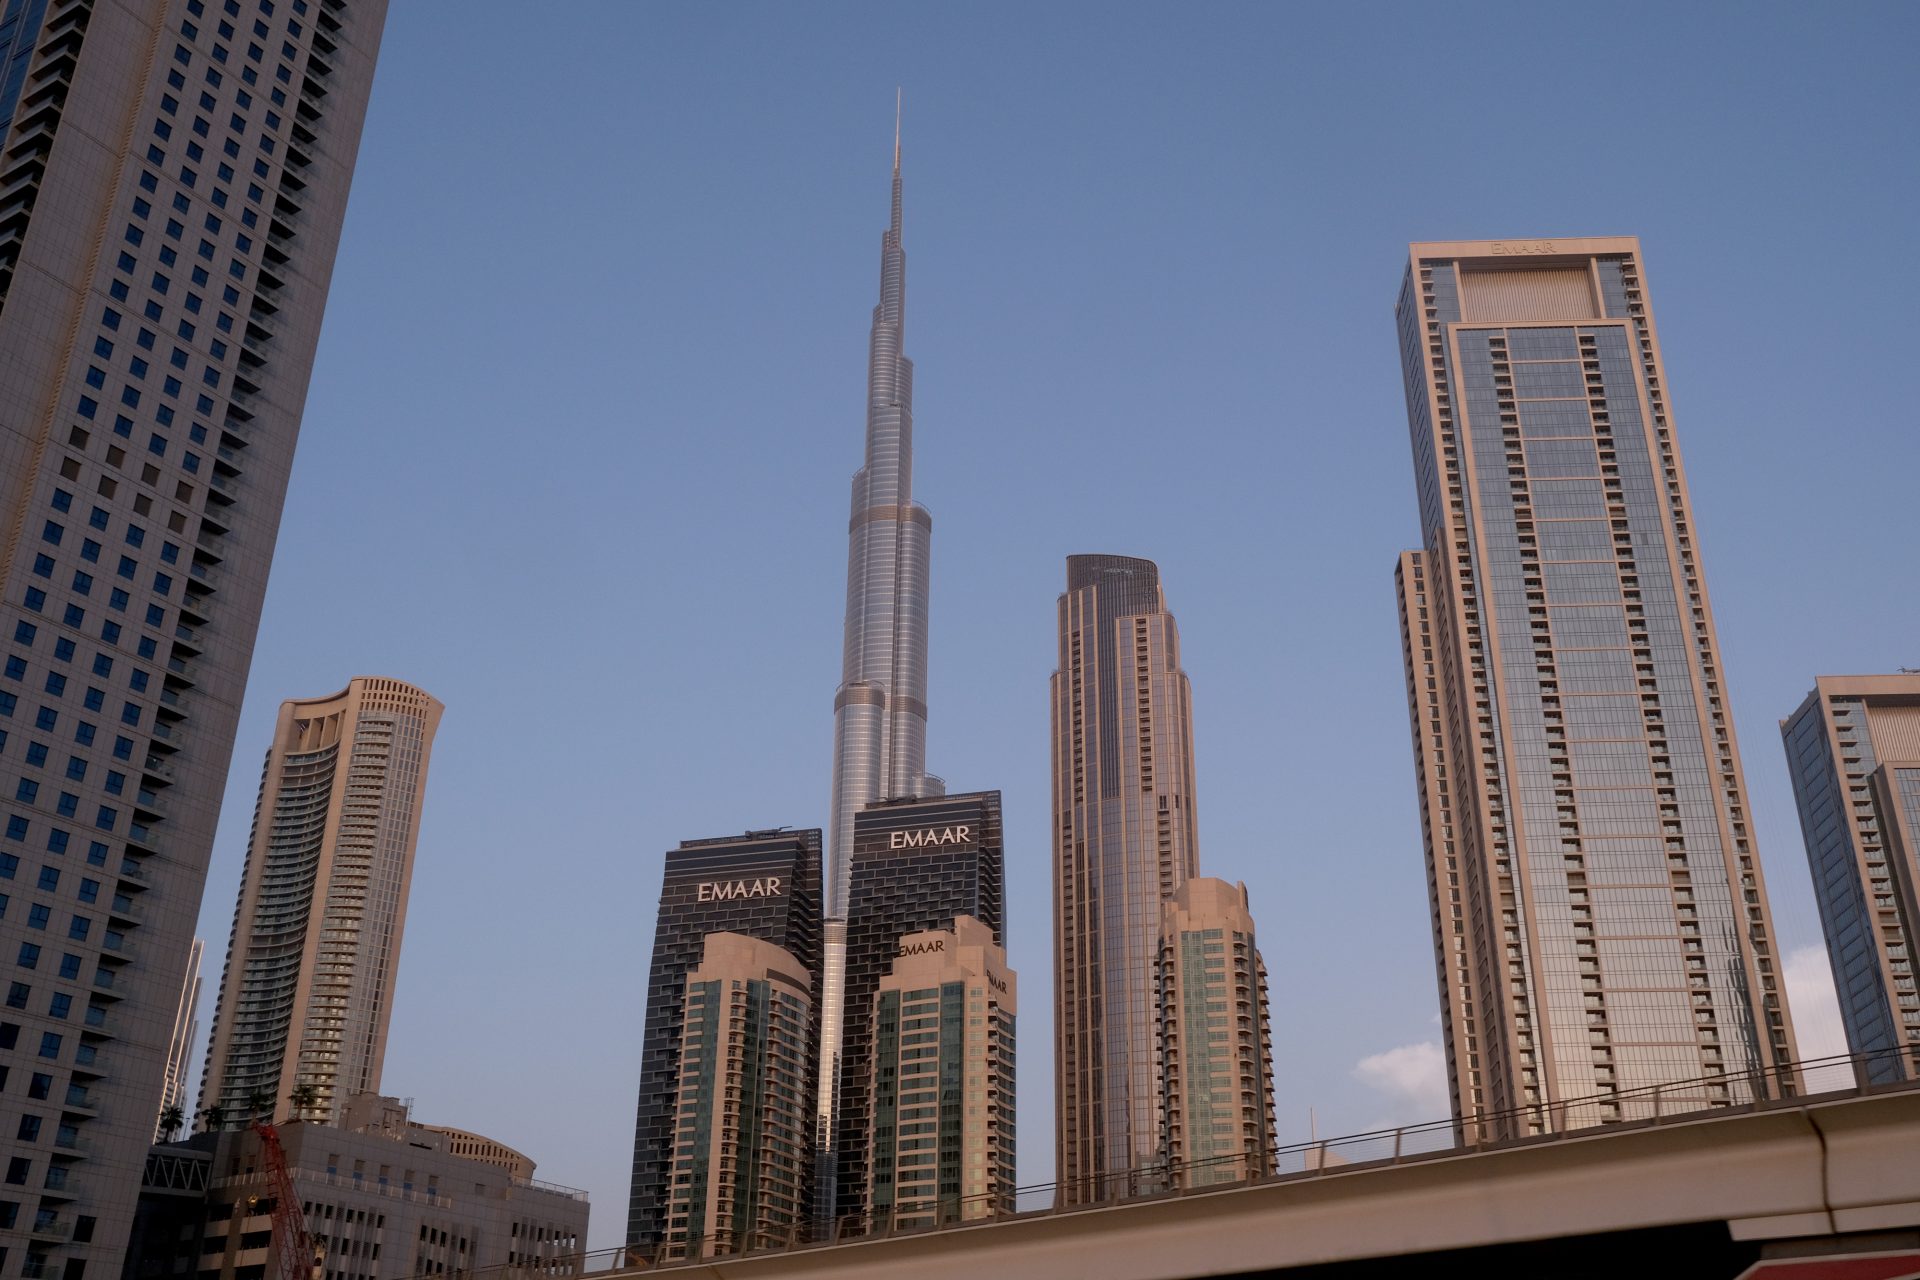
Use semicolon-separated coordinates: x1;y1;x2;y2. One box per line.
199;678;442;1128
1157;878;1275;1188
818;108;943;1221
1051;555;1200;1203
1782;675;1920;1083
1392;238;1799;1140
868;916;1016;1226
0;3;387;1271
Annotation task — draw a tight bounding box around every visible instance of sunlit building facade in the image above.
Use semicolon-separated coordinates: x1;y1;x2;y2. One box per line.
1392;238;1800;1140
661;933;814;1259
867;916;1016;1226
1051;554;1200;1202
818;112;946;1226
1156;878;1274;1188
199;678;442;1129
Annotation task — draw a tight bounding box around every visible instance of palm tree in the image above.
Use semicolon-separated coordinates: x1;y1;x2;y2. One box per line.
288;1083;318;1119
158;1104;184;1143
199;1104;226;1133
243;1089;270;1124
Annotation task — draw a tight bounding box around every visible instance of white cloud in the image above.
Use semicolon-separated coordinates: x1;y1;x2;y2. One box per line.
1353;1040;1449;1121
1783;944;1854;1091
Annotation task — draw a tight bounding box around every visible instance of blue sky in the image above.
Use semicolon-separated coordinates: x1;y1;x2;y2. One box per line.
186;1;1918;1247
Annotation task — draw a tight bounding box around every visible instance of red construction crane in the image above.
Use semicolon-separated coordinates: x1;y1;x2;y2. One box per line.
250;1122;320;1280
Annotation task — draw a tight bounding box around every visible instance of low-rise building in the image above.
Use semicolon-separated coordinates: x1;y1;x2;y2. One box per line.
125;1096;586;1280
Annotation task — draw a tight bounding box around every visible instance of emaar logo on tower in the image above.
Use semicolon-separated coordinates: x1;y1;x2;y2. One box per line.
695;877;784;902
887;825;973;851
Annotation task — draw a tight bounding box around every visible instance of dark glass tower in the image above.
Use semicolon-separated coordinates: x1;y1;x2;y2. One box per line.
1781;676;1920;1084
835;791;1003;1228
626;830;823;1257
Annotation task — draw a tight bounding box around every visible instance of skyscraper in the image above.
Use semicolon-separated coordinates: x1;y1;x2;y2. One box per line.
0;3;386;1270
154;937;203;1139
868;916;1016;1227
627;829;822;1258
818;104;943;1219
838;791;1003;1227
1156;878;1274;1188
1392;238;1800;1140
199;677;442;1128
1781;675;1920;1084
1051;554;1200;1204
661;933;814;1259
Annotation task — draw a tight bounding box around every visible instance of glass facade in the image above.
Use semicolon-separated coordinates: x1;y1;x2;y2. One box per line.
837;792;1004;1226
1394;241;1799;1138
627;831;823;1254
1156;879;1274;1188
819;129;945;1228
1781;679;1920;1083
1052;556;1201;1201
0;0;49;141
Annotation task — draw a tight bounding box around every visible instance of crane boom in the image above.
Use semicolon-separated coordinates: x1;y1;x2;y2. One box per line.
252;1122;318;1280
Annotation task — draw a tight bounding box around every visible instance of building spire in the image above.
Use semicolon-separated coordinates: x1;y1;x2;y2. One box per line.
893;86;902;173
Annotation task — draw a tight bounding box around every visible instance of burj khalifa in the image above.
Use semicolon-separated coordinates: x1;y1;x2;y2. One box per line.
815;104;944;1223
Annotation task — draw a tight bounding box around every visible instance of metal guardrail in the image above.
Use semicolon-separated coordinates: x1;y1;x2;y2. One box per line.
392;1046;1916;1278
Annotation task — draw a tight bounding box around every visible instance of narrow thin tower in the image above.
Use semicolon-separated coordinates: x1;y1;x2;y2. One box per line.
817;102;944;1224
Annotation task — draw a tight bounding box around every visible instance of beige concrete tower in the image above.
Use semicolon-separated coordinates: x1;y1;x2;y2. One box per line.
200;678;441;1128
0;2;388;1270
867;916;1016;1226
1782;676;1920;1083
1393;239;1799;1141
1052;555;1199;1203
1156;878;1275;1188
662;933;814;1260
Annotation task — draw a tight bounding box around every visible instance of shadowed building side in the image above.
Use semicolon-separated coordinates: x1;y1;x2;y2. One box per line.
0;2;390;1270
1781;675;1920;1084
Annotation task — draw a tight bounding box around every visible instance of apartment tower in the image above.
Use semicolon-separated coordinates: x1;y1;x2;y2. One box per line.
819;103;944;1223
0;2;386;1270
1781;676;1920;1083
1392;238;1799;1140
1051;554;1200;1203
837;791;1003;1228
660;933;814;1260
199;678;441;1128
867;916;1016;1227
627;830;822;1258
1156;878;1275;1188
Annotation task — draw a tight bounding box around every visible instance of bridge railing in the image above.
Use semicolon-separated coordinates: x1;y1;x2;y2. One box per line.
405;1045;1918;1276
